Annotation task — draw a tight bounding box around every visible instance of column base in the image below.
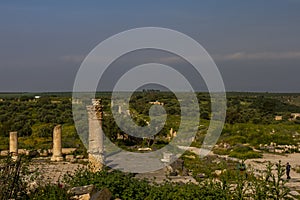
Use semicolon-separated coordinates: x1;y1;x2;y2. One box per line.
51;156;64;161
88;154;104;172
11;155;18;161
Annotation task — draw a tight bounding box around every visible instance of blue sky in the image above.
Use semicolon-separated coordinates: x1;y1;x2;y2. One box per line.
0;1;300;92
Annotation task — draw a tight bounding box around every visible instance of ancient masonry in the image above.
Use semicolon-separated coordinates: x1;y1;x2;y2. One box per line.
51;125;63;161
86;99;105;172
7;100;104;171
9;131;18;160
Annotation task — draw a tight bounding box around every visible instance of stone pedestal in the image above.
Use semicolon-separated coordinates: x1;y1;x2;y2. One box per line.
87;99;104;172
51;125;63;161
9;131;18;160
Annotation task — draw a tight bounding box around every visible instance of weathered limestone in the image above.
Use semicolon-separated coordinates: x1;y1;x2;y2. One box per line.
161;152;175;163
291;113;300;120
166;128;177;141
118;105;122;114
51;125;63;161
87;99;104;172
68;185;112;200
9;131;18;159
275;115;282;121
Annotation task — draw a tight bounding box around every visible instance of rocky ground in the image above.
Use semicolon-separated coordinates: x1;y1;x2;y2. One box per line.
179;146;300;198
245;153;300;193
28;157;86;184
26;151;300;198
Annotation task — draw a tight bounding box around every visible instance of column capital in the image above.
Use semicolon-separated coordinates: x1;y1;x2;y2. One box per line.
87;99;103;120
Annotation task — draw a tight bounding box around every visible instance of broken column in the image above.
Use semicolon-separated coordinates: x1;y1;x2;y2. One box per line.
9;131;18;159
87;99;104;172
51;125;63;161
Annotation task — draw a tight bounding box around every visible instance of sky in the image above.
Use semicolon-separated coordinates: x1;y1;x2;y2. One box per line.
0;0;300;92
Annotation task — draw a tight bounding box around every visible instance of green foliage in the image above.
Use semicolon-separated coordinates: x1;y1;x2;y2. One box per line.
63;168;232;200
0;137;9;151
0;96;73;138
63;169;151;200
145;181;230;200
0;155;70;200
229;151;262;159
216;123;300;150
32;123;55;138
213;144;262;160
263;161;290;199
29;184;71;200
61;160;291;200
1;92;300;152
0;154;292;200
0;155;30;199
182;151;232;179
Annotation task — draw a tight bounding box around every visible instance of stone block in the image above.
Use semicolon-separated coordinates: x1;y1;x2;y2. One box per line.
66;155;75;162
214;170;222;176
170;158;184;172
197;173;206;178
76;155;85;159
289;190;300;196
39;149;49;157
69;185;112;200
0;150;9;156
18;149;27;155
91;188;112;200
62;148;77;154
69;185;96;196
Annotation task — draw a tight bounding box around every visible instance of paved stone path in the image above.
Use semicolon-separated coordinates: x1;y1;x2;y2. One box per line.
29;158;85;184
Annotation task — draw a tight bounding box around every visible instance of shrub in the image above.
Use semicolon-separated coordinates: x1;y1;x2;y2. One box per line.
229;151;262;159
0;155;30;199
29;184;71;200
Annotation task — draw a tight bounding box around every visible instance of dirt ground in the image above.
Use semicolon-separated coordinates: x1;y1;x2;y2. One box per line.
245;153;300;191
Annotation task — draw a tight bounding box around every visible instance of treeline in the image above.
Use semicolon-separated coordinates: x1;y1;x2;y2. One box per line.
0;96;73;137
0;92;300;149
226;95;300;124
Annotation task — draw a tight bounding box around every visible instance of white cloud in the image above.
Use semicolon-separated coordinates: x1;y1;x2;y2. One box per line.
61;51;300;65
214;51;300;61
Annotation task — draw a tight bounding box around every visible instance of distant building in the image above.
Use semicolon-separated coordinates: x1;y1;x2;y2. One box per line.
72;99;82;105
274;116;282;121
149;101;164;106
34;96;41;99
290;113;300;120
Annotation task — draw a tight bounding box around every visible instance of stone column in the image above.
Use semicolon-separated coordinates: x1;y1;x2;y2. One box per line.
51;125;63;161
87;99;104;172
9;131;18;159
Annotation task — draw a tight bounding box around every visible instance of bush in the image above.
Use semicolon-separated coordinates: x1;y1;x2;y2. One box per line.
213;148;230;155
61;161;290;200
229;151;262;159
29;184;71;200
228;144;262;159
0;155;30;199
63;169;151;200
0;156;292;200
